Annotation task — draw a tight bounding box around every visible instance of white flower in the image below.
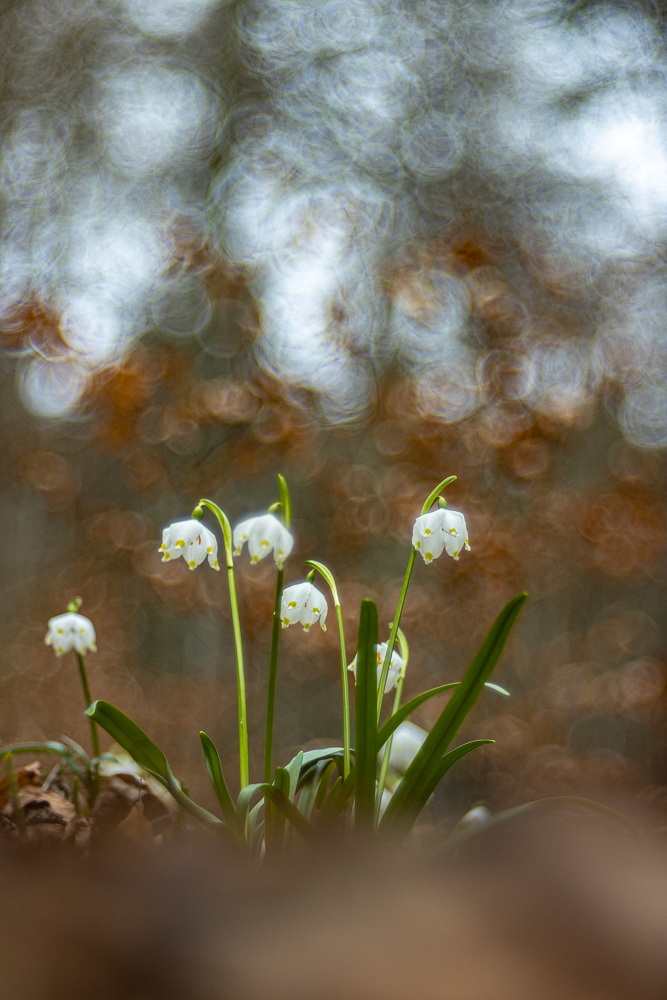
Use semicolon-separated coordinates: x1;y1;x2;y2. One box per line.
412;507;470;564
45;613;97;657
159;518;220;571
348;642;405;695
280;581;327;631
383;721;428;773
233;513;294;570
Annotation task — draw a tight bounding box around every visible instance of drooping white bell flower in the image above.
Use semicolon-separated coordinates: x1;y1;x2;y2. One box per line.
280;581;327;631
45;613;97;657
348;642;405;695
233;513;294;570
159;518;220;571
412;507;470;564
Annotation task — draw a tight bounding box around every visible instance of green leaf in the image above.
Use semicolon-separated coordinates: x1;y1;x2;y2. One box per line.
261;784;312;841
314;760;336;810
376;682;509;752
199;732;237;827
87;701;222;826
237;783;266;828
284;750;303;802
355;599;379;832
381;593;527;828
297;762;325;821
0;741;75;760
382;741;493;833
268;766;291;847
318;769;355;823
86;701;169;781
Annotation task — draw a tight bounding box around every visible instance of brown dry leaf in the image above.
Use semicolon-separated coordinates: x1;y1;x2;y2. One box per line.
91;773;145;829
116;799;156;843
0;761;43;810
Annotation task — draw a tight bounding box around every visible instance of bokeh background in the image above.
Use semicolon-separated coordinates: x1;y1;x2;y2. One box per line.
2;0;667;826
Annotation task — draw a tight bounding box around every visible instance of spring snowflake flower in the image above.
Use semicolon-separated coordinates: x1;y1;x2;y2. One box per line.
45;613;97;657
280;582;327;631
159;519;220;571
348;642;405;695
412;507;470;564
385;720;427;773
233;514;294;570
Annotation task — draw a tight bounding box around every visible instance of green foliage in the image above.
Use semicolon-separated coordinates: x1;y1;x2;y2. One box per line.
355;599;379;832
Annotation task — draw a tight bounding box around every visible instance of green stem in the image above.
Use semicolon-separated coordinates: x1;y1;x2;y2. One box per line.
377;549;415;719
199;500;249;788
76;651;100;758
375;632;409;822
376;476;457;720
304;560;351;779
264;567;283;783
335;602;351;779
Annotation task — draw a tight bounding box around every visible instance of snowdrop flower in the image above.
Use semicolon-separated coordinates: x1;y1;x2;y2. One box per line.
412;507;470;564
233;513;293;570
384;720;428;773
159;519;219;570
348;642;405;695
281;581;327;631
45;613;97;657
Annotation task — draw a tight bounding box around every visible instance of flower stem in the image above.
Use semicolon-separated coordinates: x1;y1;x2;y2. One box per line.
264;567;283;783
264;475;291;784
76;651;100;758
375;476;457;719
377;549;415;719
375;630;409;822
226;554;249;789
199;500;249;788
304;560;351;778
335;602;352;779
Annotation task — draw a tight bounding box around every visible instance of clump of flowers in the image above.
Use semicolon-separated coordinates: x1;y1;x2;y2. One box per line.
3;474;527;853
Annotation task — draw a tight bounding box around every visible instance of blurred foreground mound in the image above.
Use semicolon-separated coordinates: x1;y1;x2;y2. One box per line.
1;811;666;1000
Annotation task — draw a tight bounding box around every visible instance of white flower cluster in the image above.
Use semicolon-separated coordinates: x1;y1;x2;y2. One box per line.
348;642;405;694
45;613;97;657
159;519;219;570
412;507;470;564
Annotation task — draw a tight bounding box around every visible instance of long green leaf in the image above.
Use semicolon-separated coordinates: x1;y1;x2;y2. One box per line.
199;732;237;827
314;760;336;811
376;681;509;753
318;769;355;823
86;701;169;780
86;701;221;826
0;741;75;760
382;593;526;826
284;750;303;802
381;741;493;833
297;762;325;821
268;766;291;847
355;599;379;832
261;784;312;841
